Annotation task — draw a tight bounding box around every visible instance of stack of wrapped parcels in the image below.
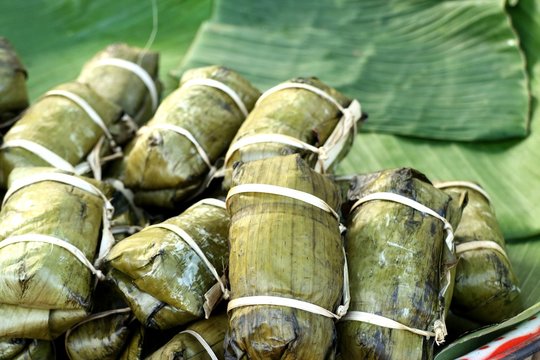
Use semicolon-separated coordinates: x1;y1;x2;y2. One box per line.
0;41;522;360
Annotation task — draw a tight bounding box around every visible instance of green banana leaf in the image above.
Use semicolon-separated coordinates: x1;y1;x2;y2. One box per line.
338;0;540;241
0;0;211;100
179;0;529;142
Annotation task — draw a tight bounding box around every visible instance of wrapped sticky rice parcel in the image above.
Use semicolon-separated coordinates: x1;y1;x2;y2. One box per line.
64;280;144;360
0;37;28;126
104;198;230;330
146;313;228;360
223;77;363;187
225;154;348;359
78;43;160;129
0;338;54;360
435;181;522;324
0;81;123;186
0;168;115;340
65;308;144;360
122;66;260;208
337;168;467;360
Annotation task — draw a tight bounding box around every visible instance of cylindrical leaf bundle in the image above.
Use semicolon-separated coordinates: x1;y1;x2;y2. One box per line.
223;77;361;187
0;82;123;187
338;168;466;360
122;66;260;208
225;154;344;359
0;168;112;339
147;313;228;360
436;182;522;324
77;43;160;128
0;37;28;126
104;199;230;330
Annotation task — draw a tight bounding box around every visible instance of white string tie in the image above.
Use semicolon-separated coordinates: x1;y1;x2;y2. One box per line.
456;240;509;261
351;192;454;252
349;191;454;344
181;78;249;117
92;58;158;111
139;124;216;175
1;139;75;172
194;198;227;209
180;329;219;360
226;183;341;222
225;82;361;172
342;311;437;339
146;223;229;300
0;234;105;280
226;184;349;320
65;307;132;353
435;181;491;203
44;90;116;146
3;172;115;269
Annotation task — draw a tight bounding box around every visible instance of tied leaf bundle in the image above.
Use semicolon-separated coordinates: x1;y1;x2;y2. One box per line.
0;37;28;127
122;66;260;209
225;154;344;359
104;199;230;330
223;77;361;188
65;309;144;360
0;168;113;340
436;182;522;324
0;82;123;187
146;313;228;360
0;338;54;360
337;168;466;360
78;43;160;130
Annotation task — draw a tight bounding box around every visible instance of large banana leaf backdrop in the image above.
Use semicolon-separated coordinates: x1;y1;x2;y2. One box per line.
1;0;538;357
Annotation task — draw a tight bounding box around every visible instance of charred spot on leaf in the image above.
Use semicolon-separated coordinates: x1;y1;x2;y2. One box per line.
172;350;185;360
232;160;243;171
79;201;88;219
430;221;438;237
146;302;166;329
220;100;233;114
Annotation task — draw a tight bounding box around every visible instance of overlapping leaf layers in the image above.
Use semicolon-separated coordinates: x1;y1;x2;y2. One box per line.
0;168;114;340
337;168;466;359
226;154;346;358
104;199;229;330
435;182;522;324
0;82;123;186
0;338;54;360
147;313;228;360
65;308;144;360
121;66;259;208
223;77;362;188
78;44;160;133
